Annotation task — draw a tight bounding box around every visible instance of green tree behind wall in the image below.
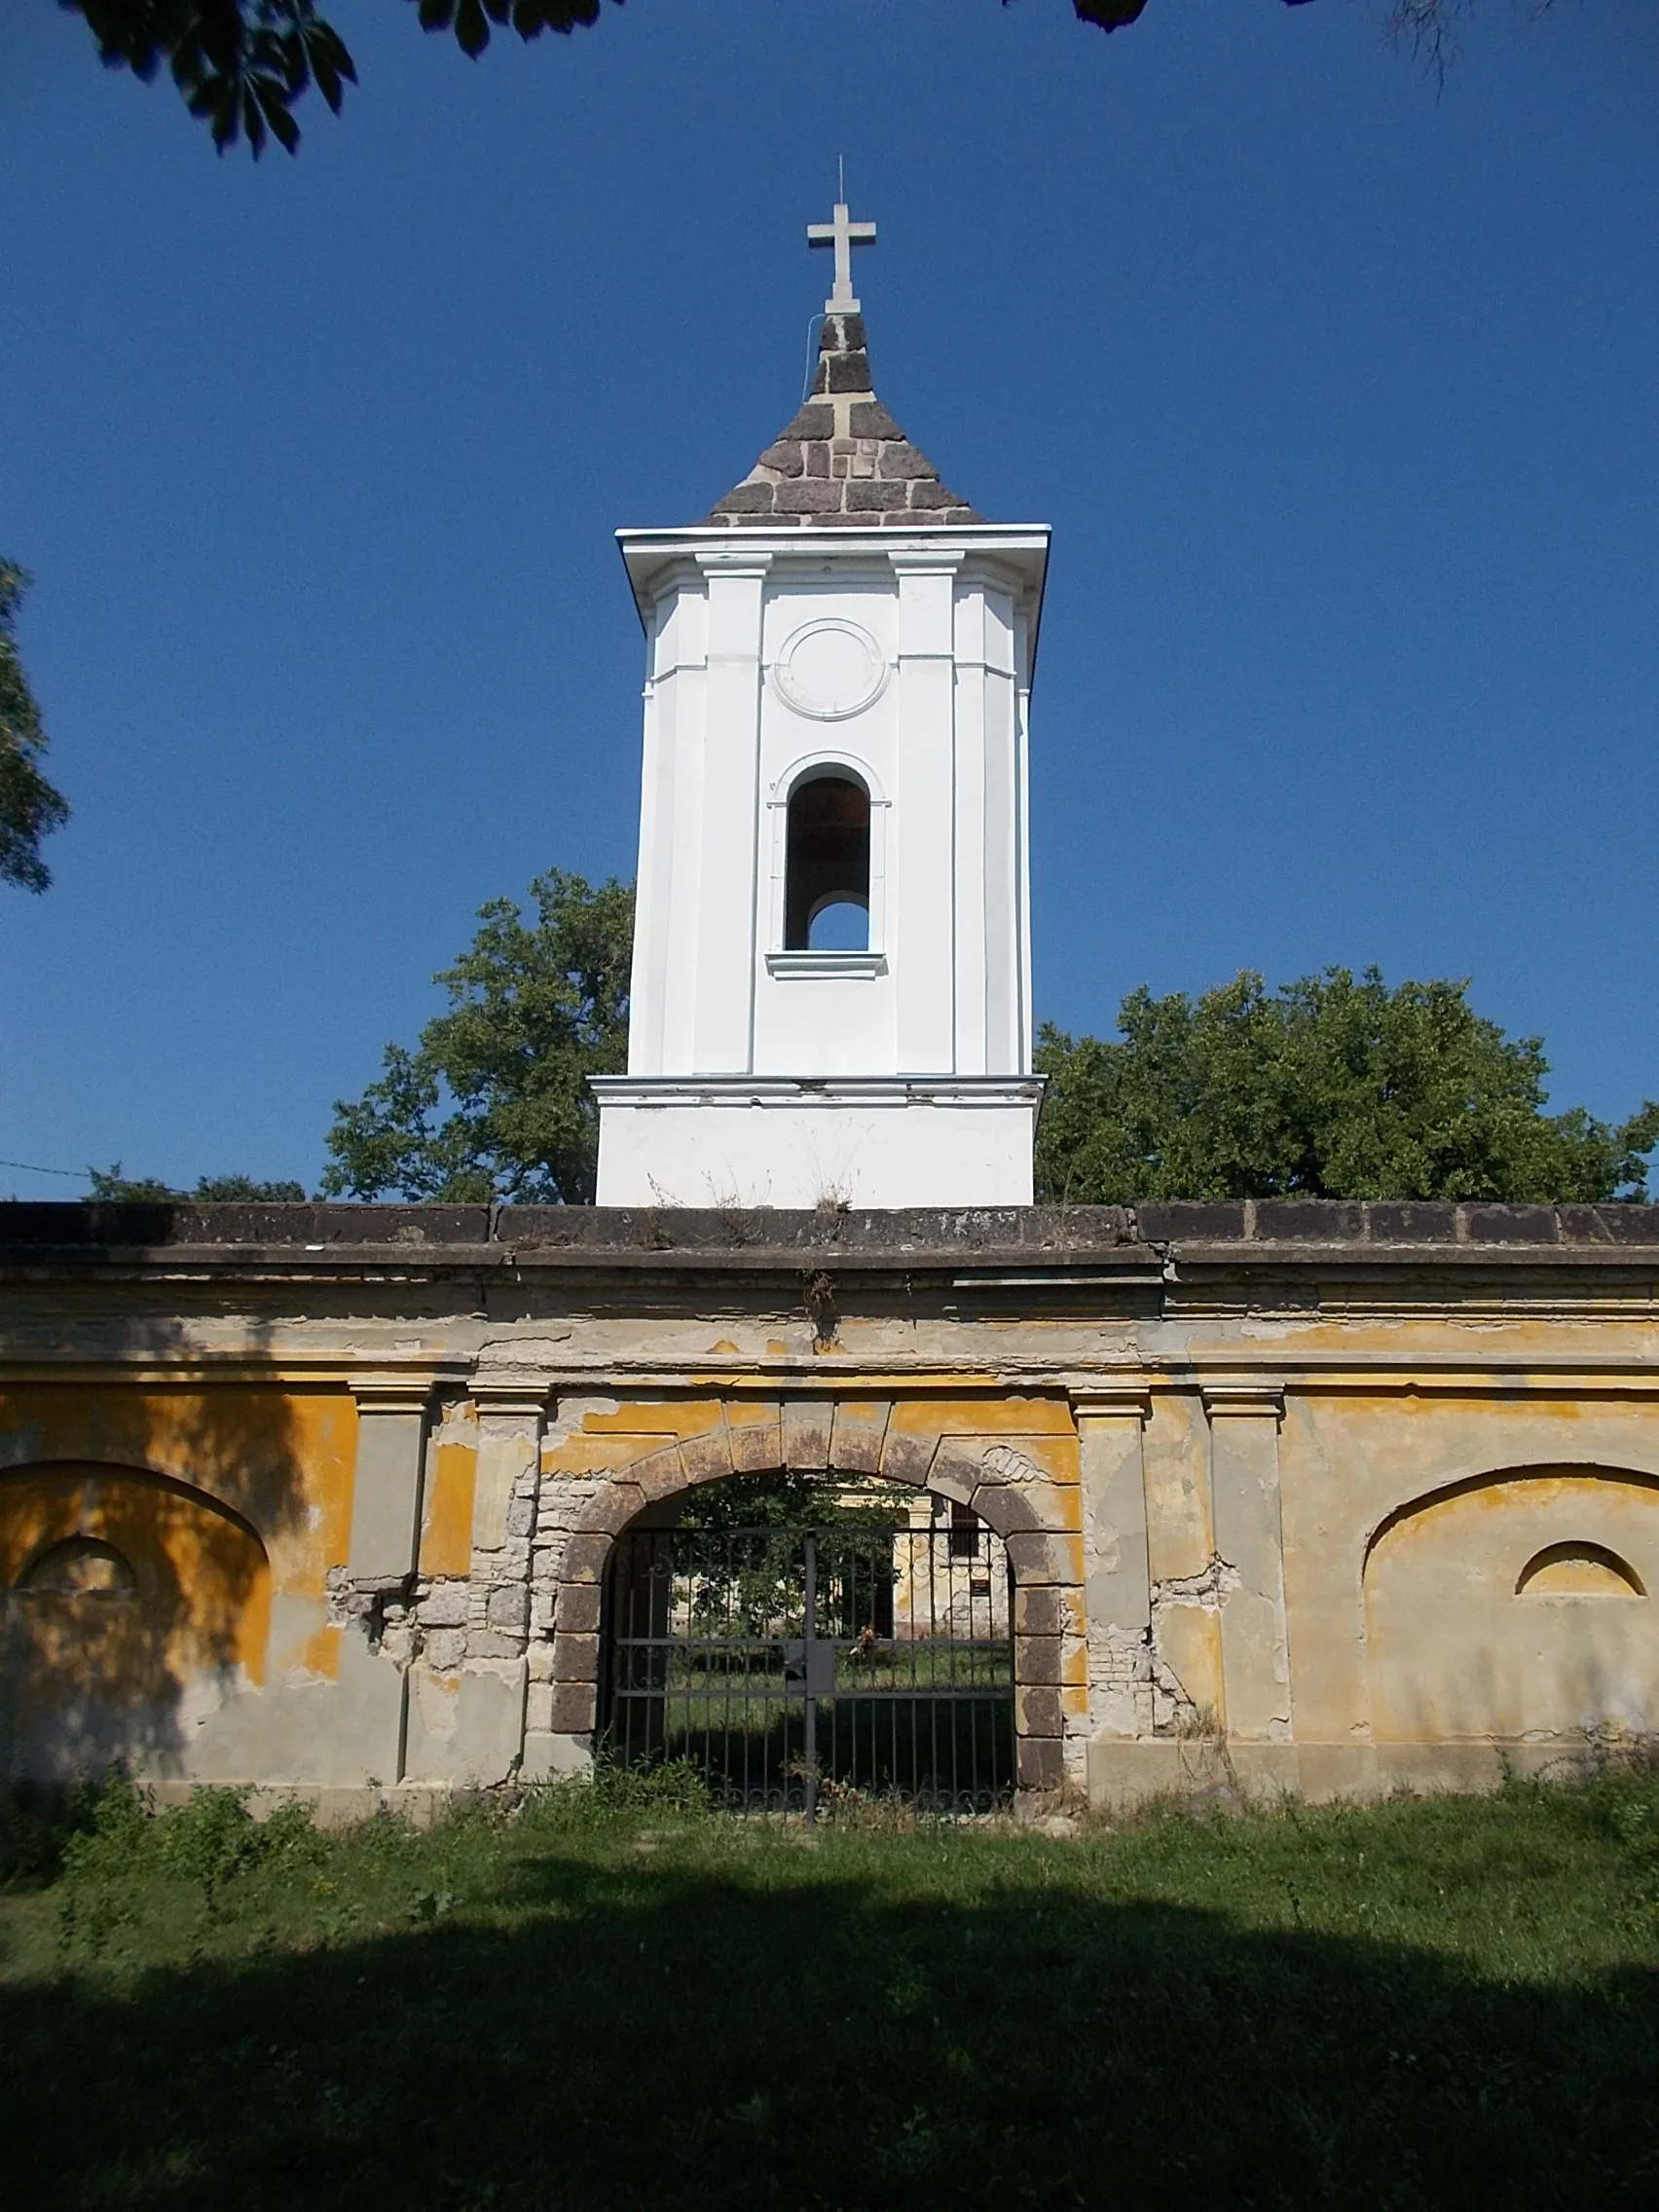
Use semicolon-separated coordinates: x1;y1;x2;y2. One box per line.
87;1169;309;1200
321;867;633;1206
323;875;1656;1210
0;562;70;896
1034;969;1659;1206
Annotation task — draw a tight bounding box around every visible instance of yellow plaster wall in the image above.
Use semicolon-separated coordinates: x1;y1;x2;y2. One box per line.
11;1338;1659;1797
0;1383;358;1778
421;1438;479;1579
1143;1394;1214;1580
1278;1392;1659;1751
1365;1466;1659;1742
0;1463;271;1681
1140;1392;1225;1722
0;1383;354;1604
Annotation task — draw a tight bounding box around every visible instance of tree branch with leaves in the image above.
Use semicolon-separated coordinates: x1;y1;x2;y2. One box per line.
59;0;1545;158
61;0;614;154
321;867;634;1204
0;564;70;897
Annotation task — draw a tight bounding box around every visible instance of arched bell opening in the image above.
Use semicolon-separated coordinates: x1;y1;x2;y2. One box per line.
597;1469;1014;1816
784;773;870;951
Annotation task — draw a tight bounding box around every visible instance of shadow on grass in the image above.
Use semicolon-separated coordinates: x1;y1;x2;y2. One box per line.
3;1825;1657;2209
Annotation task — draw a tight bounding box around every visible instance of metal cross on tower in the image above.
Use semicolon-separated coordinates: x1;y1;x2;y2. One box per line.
807;192;876;314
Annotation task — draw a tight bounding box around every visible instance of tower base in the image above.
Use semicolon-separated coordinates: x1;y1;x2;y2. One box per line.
591;1076;1044;1210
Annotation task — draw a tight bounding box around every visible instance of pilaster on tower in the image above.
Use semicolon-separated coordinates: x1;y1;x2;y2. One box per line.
592;201;1050;1210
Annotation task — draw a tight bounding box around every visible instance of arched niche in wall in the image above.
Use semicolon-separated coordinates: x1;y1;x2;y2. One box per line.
1362;1464;1659;1746
1517;1541;1645;1599
0;1461;272;1782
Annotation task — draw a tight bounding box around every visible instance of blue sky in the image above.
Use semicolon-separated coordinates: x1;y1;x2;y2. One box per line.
2;0;1656;1195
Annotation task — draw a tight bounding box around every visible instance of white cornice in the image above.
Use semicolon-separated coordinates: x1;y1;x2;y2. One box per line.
616;524;1050;632
588;1073;1047;1109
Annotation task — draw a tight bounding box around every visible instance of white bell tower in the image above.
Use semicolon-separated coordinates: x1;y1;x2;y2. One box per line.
593;199;1049;1209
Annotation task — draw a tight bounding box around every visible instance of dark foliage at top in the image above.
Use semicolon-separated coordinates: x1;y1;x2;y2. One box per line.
317;863;1655;1212
677;1469;911;1532
61;0;615;154
59;3;1495;157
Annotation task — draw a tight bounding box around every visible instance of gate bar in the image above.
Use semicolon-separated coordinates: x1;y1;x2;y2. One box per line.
803;1529;818;1825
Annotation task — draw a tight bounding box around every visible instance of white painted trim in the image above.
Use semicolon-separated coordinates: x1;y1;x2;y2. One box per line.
767;616;891;721
767;751;891;807
591;1075;1045;1109
765;950;887;980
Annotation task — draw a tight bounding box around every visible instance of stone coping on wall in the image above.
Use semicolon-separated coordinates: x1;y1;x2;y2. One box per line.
2;1198;1659;1276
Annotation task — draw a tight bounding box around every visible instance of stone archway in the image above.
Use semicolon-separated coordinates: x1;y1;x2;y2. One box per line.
537;1395;1084;1796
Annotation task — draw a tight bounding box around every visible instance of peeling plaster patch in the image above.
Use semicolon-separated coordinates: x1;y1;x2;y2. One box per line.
282;1625;341;1686
542;1397;621;1455
178;1664;250;1737
477;1334;571;1371
412;1668;460;1745
326;1560;492;1678
1148;1648;1196;1733
326;1565;416;1660
1088;1621;1150;1736
1091;1523;1123;1577
1088;1620;1195;1737
1154;1552;1240;1609
1142;1553;1238;1734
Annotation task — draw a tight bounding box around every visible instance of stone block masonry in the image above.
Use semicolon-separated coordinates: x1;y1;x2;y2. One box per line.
705;313;983;528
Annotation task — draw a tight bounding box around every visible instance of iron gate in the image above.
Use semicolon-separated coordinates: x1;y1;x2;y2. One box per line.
601;1515;1014;1816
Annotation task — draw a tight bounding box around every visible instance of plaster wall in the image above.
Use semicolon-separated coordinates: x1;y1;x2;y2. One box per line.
590;1084;1041;1209
0;1383;371;1786
6;1205;1659;1812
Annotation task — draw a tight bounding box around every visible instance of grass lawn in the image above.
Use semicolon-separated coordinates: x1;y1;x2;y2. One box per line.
3;1764;1658;2209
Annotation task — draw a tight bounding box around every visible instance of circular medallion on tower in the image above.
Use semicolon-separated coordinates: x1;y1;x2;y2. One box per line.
771;619;889;721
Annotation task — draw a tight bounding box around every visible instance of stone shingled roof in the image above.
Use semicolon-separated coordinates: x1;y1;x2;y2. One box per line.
704;311;984;528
